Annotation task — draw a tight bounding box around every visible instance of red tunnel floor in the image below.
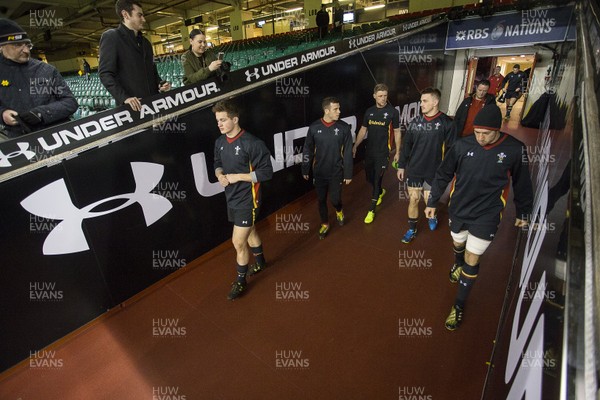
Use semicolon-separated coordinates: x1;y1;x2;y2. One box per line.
1;123;546;400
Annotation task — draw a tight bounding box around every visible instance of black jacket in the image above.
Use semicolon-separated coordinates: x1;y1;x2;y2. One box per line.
452;93;496;137
0;54;78;138
99;23;161;105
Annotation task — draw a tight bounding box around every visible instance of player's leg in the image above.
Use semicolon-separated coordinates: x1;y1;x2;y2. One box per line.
449;224;467;283
445;223;495;330
423;182;437;230
505;94;517;119
329;176;345;227
247;209;269;276
402;178;422;243
365;158;386;223
314;177;330;238
228;216;254;300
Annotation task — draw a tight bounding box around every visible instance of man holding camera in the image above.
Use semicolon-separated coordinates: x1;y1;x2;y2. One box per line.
99;0;170;112
182;29;224;85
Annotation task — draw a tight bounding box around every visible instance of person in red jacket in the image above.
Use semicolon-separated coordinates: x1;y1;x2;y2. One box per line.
487;66;504;96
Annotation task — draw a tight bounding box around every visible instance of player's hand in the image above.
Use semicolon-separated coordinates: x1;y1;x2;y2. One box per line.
397;168;405;181
424;207;436;219
352;145;357;158
393;153;400;163
515;218;528;228
124;97;142;111
2;109;19;126
217;174;230;187
515;88;520;92
226;174;240;184
303;175;309;181
344;179;352;185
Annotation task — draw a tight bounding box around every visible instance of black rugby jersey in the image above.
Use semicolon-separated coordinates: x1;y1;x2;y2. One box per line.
302;118;353;180
397;111;454;182
428;133;533;225
361;104;400;157
214;130;273;209
502;71;527;92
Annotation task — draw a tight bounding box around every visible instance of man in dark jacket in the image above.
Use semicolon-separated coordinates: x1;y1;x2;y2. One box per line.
316;5;329;39
99;0;170;111
0;19;77;139
452;80;496;138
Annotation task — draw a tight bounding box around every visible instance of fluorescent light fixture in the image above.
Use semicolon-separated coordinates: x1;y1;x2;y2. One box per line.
285;7;302;12
364;4;385;11
206;26;218;31
520;54;525;57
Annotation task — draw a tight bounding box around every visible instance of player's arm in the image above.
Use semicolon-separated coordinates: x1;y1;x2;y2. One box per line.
425;142;460;217
227;140;273;184
393;108;401;162
396;127;413;180
342;126;354;184
352;126;367;157
301;127;315;180
511;144;534;227
214;141;229;187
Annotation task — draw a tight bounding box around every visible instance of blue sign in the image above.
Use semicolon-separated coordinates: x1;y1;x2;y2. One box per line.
446;5;576;50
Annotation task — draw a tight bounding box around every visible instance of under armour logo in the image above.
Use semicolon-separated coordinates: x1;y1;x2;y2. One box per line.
245;68;260;82
21;162;172;255
317;129;322;134
242;220;248;225
334;128;339;135
467;152;474;157
0;142;36;167
235;145;241;155
348;38;357;49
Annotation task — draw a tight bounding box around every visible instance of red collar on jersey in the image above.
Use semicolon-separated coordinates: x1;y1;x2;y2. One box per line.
321;118;336;127
226;129;245;144
423;111;441;122
483;132;508;150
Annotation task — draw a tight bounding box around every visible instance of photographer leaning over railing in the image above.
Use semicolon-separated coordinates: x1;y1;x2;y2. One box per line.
182;29;230;85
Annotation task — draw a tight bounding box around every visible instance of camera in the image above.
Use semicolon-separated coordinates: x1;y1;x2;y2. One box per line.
216;61;231;83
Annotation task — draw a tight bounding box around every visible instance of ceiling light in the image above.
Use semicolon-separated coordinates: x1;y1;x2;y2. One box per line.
364;4;385;10
206;26;218;31
285;7;302;12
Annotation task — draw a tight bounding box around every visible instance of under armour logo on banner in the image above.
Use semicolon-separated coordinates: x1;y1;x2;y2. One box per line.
245;68;260;82
21;162;173;255
0;142;36;167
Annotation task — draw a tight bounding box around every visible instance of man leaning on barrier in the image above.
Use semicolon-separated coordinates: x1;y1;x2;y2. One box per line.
0;19;77;139
99;0;170;112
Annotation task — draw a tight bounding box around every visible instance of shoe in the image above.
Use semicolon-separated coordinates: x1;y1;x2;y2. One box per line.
227;281;247;300
318;224;330;239
445;305;464;331
336;210;345;226
392;160;399;170
247;262;267;277
376;189;386;206
364;211;375;224
428;217;438;231
449;264;463;283
401;228;417;244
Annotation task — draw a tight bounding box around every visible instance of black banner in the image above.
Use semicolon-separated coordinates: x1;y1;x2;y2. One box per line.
0;15;437;180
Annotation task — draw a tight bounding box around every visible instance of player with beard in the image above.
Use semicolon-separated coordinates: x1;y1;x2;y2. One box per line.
425;104;533;330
